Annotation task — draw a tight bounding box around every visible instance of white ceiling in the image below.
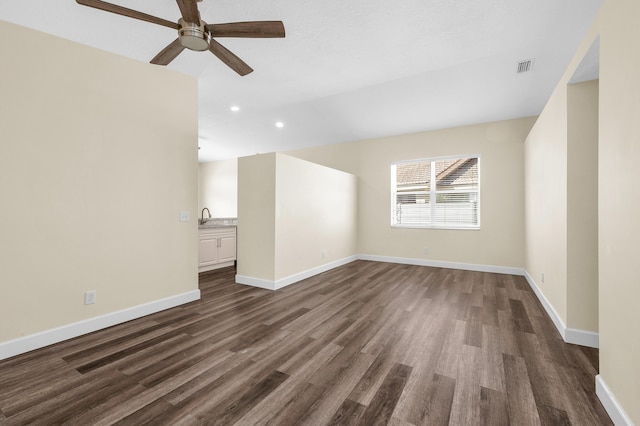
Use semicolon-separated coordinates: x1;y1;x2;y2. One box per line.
0;0;602;162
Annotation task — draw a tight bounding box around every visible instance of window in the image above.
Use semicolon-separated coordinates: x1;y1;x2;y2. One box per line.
391;155;480;229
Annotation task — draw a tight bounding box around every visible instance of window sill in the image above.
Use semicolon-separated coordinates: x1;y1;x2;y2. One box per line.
391;224;480;231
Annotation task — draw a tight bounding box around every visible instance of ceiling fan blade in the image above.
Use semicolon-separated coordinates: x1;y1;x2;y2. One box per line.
176;0;200;24
76;0;179;30
206;21;285;38
208;39;253;76
150;39;186;66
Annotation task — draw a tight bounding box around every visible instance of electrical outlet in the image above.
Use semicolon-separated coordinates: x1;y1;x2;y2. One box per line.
424;248;430;255
84;290;96;305
321;251;327;259
179;211;190;222
541;273;545;283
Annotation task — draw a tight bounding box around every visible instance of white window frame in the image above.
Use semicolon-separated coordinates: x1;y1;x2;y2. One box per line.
391;154;481;230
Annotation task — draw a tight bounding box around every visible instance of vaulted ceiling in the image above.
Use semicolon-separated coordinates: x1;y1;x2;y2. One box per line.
0;0;602;161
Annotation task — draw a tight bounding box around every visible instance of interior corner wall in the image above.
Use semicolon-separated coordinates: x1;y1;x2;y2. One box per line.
274;154;358;281
524;84;570;326
289;117;535;270
198;158;238;218
526;0;640;422
237;154;277;282
0;22;199;345
236;153;358;287
523;73;601;342
597;0;640;423
567;80;599;333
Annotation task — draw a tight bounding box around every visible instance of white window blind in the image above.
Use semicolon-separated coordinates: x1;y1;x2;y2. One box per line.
391;155;480;229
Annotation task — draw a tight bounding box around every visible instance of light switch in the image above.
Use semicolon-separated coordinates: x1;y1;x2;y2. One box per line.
179;211;190;222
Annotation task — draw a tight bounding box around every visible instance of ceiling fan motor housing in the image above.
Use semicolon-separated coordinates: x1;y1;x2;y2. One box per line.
178;18;210;51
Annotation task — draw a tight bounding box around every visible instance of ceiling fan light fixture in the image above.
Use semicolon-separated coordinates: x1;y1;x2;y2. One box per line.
75;0;285;73
178;19;210;51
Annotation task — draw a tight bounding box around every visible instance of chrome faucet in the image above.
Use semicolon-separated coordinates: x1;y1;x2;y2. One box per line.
201;207;212;225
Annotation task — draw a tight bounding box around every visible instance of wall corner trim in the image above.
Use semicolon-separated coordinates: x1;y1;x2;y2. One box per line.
596;375;635;426
236;255;359;290
523;270;599;348
0;290;201;361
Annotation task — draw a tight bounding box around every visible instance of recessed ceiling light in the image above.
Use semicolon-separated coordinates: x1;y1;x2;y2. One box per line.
275;121;284;128
230;105;240;112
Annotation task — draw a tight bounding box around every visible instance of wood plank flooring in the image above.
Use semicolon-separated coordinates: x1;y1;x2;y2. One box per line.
0;261;612;425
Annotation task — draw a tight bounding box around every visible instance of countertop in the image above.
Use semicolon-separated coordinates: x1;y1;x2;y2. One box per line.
198;218;237;229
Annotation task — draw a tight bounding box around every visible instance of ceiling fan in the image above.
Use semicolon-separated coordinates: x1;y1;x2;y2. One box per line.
76;0;285;75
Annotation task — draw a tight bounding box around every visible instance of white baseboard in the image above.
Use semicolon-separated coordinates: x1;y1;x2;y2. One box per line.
358;254;524;276
523;270;568;339
274;256;358;289
235;275;278;290
236;254;522;291
565;327;599;348
0;290;201;361
523;270;599;348
596;375;635;426
236;255;359;290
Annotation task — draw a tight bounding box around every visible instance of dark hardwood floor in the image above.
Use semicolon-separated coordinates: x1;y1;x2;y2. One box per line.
0;261;612;425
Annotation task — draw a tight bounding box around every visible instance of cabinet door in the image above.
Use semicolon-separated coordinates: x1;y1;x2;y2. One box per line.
217;234;237;263
199;237;219;267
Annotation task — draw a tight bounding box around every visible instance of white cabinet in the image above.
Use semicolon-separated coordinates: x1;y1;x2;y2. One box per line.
217;234;237;263
199;227;236;272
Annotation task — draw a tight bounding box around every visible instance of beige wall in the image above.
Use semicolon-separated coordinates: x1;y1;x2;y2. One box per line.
567;80;599;332
285;141;363;176
0;22;198;342
598;0;640;422
290;117;535;269
198;159;238;218
526;0;640;421
237;154;277;281
274;154;358;280
237;153;357;284
524;77;599;334
524;85;569;323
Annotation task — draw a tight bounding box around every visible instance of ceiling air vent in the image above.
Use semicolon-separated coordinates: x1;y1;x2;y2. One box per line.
517;59;534;74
